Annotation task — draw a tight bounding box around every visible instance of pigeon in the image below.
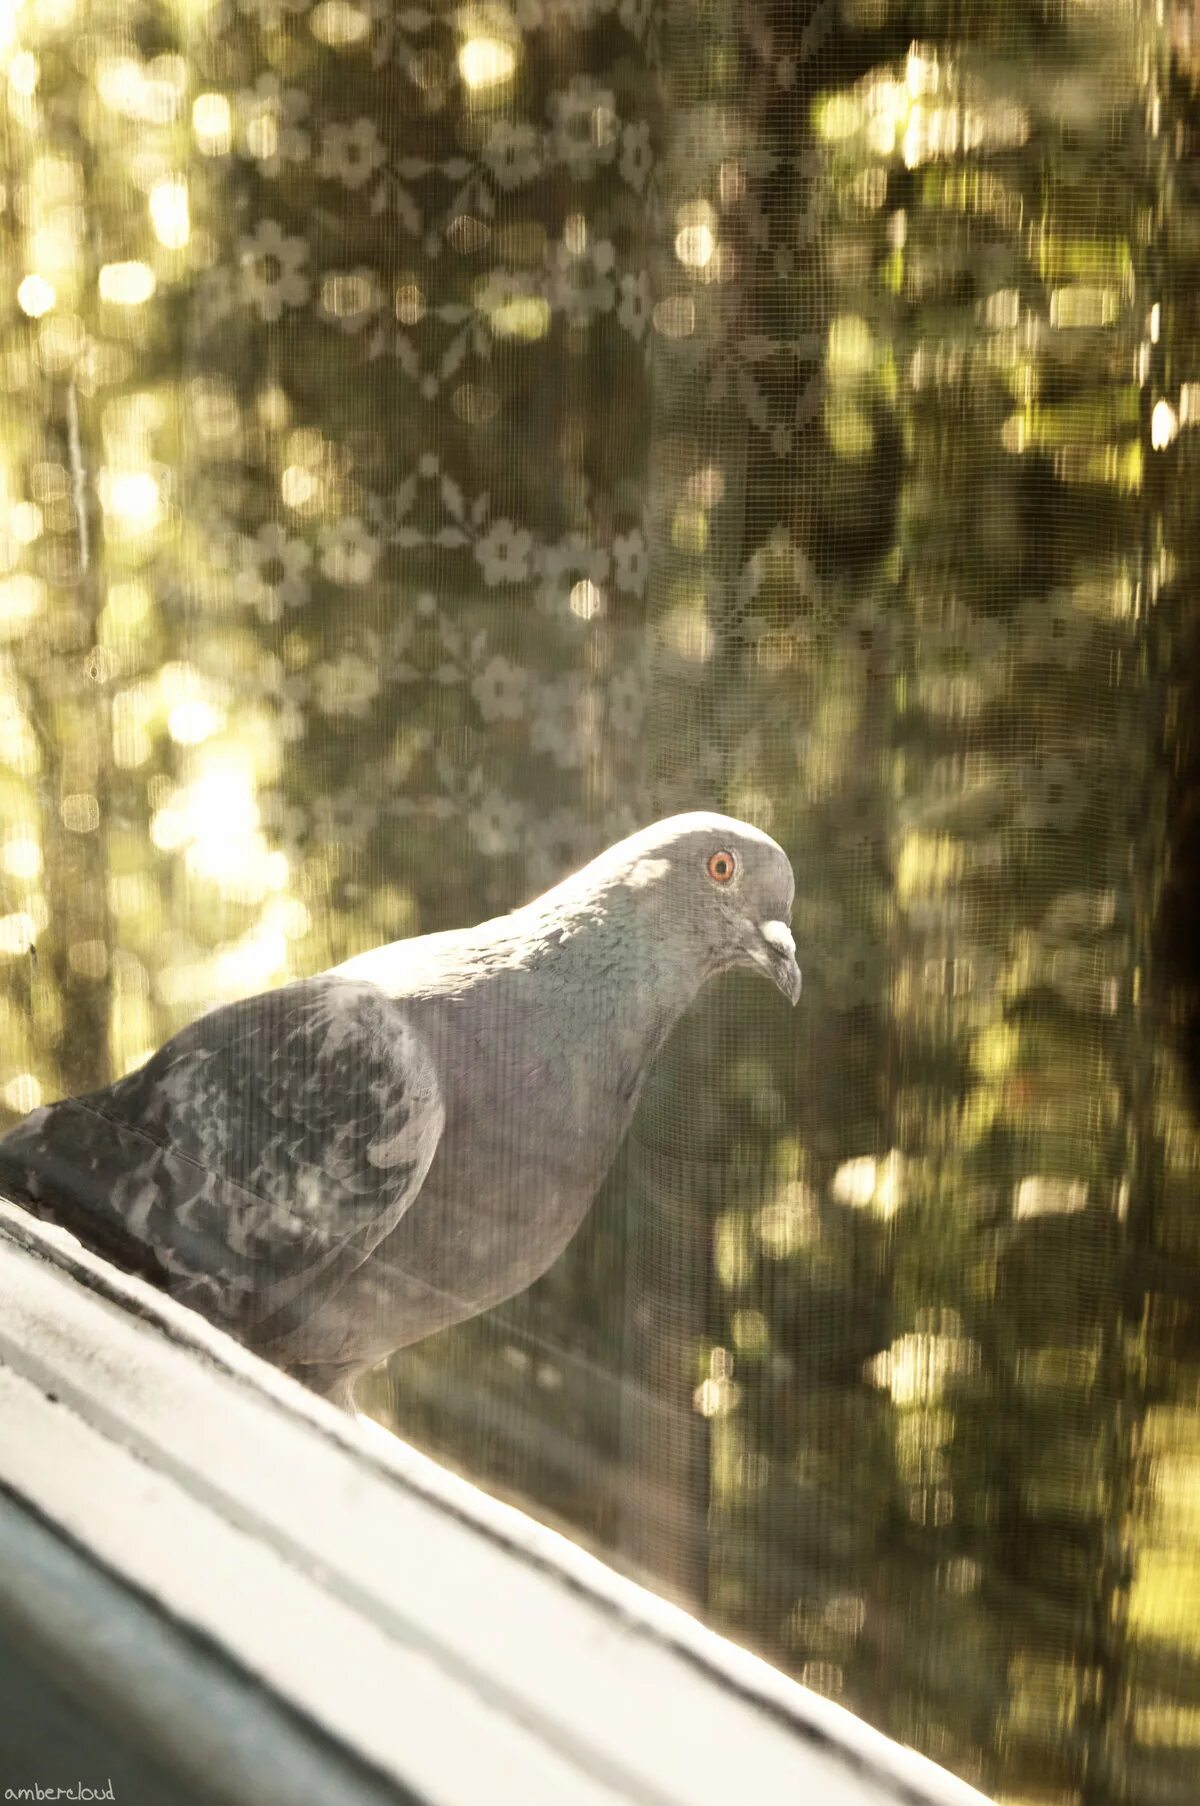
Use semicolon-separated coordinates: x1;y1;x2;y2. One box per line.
0;813;799;1408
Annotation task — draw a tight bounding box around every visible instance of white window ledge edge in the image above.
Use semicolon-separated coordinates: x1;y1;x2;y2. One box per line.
0;1196;996;1806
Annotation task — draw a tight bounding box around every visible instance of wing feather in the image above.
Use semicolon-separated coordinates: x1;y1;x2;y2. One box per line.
0;975;443;1348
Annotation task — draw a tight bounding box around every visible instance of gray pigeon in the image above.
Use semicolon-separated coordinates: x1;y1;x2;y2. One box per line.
0;813;799;1408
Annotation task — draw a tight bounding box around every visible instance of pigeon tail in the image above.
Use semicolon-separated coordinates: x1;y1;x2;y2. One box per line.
0;1122;170;1284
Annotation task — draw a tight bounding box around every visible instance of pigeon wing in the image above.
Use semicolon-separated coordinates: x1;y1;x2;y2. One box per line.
0;975;444;1344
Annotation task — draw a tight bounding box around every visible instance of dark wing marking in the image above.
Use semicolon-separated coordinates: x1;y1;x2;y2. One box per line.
0;976;443;1346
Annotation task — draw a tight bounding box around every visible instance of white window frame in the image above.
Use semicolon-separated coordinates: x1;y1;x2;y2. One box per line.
0;1198;995;1806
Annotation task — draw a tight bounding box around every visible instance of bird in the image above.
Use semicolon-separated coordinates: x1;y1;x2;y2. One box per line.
0;813;800;1409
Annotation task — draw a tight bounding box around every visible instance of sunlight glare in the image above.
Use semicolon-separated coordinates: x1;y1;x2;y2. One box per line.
99;261;156;305
150;177;190;250
459;37;517;89
99;470;162;534
17;274;55;318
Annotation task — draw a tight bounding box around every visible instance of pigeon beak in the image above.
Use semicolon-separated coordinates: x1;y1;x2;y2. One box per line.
748;919;802;1006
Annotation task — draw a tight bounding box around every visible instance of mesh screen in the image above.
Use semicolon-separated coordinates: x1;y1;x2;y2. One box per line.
2;0;1200;1799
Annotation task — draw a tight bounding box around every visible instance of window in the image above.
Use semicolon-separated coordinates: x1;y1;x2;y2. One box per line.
0;1;1198;1801
0;1200;990;1806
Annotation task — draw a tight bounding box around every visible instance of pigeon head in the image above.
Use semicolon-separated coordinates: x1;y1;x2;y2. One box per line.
558;812;801;1006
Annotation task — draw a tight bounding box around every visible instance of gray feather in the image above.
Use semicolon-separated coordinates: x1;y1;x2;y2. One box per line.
1;977;443;1350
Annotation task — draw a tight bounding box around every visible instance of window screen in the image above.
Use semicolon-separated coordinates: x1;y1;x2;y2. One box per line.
1;1;1198;1801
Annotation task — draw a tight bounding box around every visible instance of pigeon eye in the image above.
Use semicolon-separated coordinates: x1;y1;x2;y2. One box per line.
707;849;736;884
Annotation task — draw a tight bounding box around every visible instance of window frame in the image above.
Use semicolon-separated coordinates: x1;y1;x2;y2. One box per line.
0;1198;994;1806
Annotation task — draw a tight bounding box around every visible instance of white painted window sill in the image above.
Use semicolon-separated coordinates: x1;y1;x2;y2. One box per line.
0;1197;995;1806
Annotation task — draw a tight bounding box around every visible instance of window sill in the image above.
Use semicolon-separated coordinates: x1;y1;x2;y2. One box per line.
0;1197;993;1806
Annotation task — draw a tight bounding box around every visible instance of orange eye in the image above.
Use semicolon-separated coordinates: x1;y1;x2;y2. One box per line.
707;849;736;884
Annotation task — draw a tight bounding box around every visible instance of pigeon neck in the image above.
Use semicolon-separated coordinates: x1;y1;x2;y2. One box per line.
520;892;709;1071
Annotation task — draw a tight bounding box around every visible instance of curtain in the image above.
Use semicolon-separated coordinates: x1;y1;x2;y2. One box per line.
2;0;1199;1798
